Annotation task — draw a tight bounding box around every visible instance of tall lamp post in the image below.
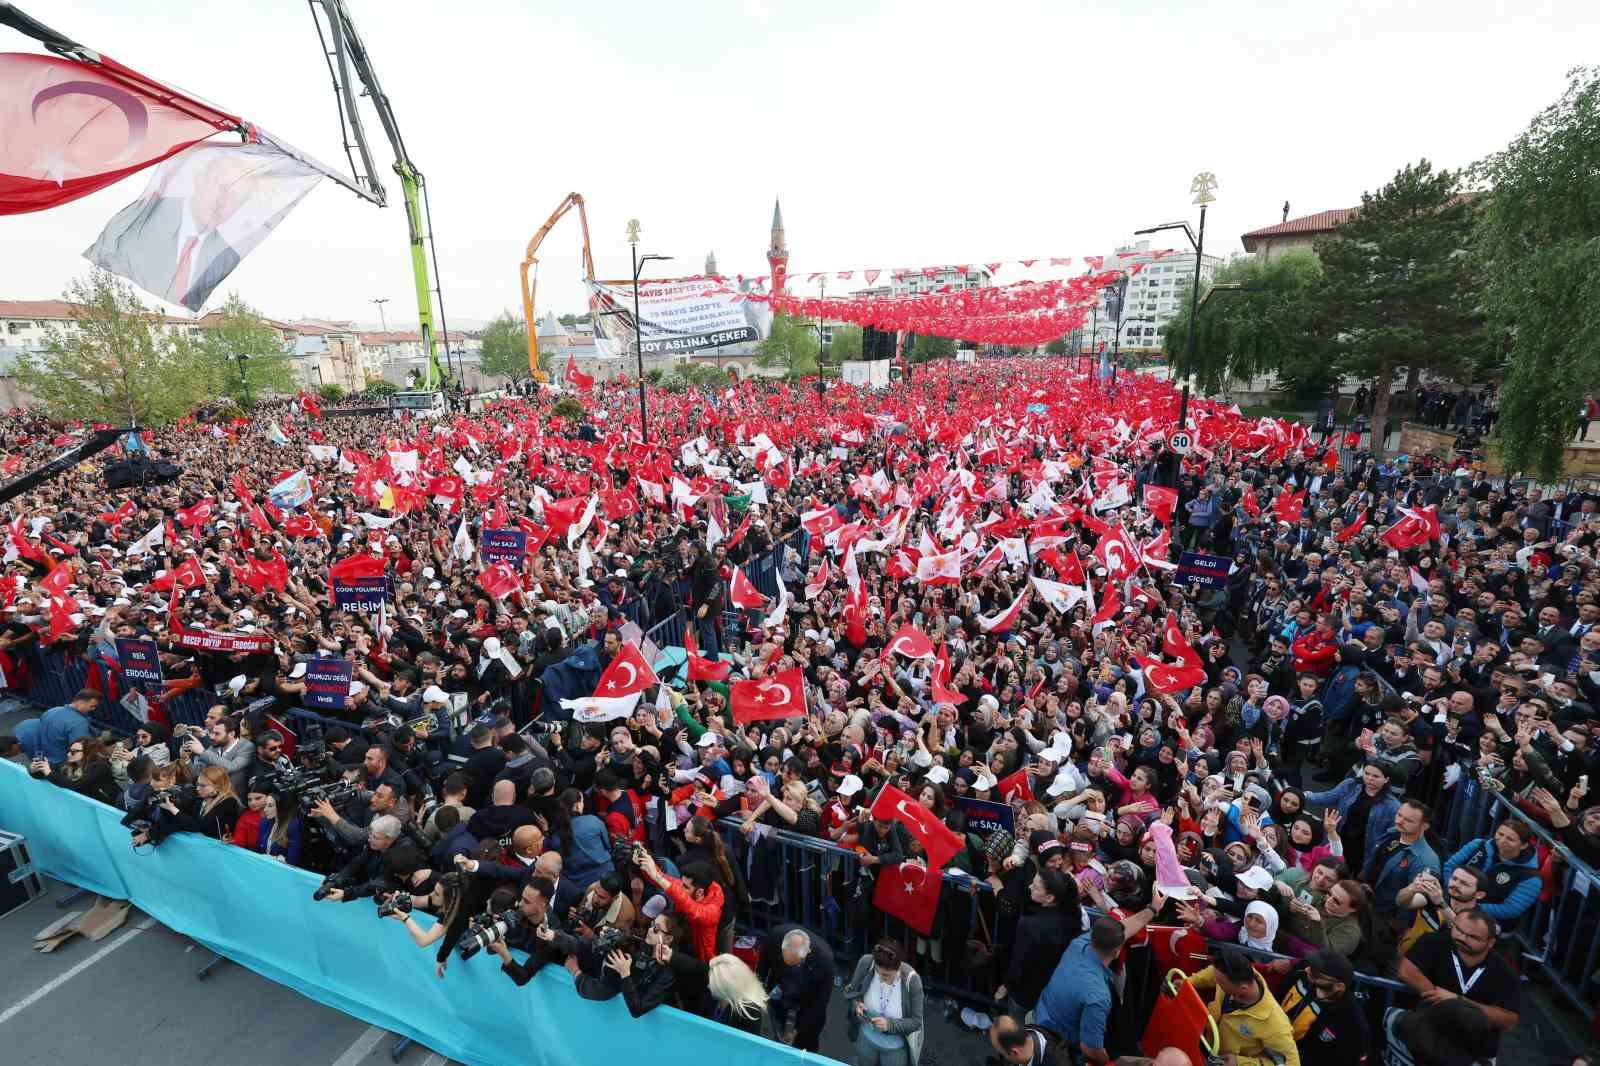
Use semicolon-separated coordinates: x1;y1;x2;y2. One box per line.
627;219;672;443
1137;171;1218;487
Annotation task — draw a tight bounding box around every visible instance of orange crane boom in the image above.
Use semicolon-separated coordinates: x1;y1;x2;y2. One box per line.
520;191;595;382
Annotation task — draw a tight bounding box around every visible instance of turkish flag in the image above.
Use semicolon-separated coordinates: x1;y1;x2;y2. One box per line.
883;623;936;661
595;641;658;698
1137;655;1208;695
1143;484;1177;527
175;499;215;529
930;644;968;704
728;567;767;610
1337;510;1367;543
997;768;1034;804
329;553;386;583
684;629;730;682
870;784;963;871
1273;489;1305;525
872;861;942;935
729;668;806;723
0;53;239;216
565;353;594;391
477;562;522;600
38;562;75;599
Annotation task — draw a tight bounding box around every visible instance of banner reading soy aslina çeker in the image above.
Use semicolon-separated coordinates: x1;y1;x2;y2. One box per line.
587;278;772;359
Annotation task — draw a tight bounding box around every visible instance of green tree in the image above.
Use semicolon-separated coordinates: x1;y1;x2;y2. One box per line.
1160;250;1331;400
908;334;956;363
827;324;863;362
14;270;212;426
1475;66;1600;480
478;310;531;383
193;292;296;407
1312;160;1486;456
756;314;819;378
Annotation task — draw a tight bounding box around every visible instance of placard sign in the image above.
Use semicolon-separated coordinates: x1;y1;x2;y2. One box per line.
956;797;1014;837
115;638;164;686
303;658;354;710
481;528;528;566
332;575;389;614
1174;550;1230;590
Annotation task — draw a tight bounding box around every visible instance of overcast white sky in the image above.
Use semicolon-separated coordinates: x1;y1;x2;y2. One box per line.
3;0;1594;328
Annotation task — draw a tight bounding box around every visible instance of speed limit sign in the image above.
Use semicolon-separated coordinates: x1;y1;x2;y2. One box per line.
1168;429;1194;455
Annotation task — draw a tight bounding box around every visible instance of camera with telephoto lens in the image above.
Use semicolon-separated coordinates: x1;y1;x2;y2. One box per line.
376;893;413;919
312;874;350;901
155;783;199;808
457;908;521;960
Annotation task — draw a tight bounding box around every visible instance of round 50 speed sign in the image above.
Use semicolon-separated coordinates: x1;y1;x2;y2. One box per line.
1168;429;1194;455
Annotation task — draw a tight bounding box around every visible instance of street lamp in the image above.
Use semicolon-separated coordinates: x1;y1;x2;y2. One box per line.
1137;171;1218;488
627;219;672;443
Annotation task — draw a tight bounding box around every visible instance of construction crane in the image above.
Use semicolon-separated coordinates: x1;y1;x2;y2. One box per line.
305;0;451;390
520;192;595;383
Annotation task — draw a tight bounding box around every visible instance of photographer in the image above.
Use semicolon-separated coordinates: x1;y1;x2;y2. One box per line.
316;815;405;902
134;766;241;847
484;875;566;986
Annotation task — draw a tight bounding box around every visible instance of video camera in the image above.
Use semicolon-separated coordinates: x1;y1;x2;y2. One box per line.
457;908;521;960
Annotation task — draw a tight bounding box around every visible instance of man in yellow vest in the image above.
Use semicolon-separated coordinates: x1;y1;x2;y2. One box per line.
1184;946;1300;1066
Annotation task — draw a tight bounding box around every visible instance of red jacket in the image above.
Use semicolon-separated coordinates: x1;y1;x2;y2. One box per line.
663;876;724;961
1291;629;1338;677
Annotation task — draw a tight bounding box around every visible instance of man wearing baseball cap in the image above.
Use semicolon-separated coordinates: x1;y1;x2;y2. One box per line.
1276;949;1369;1065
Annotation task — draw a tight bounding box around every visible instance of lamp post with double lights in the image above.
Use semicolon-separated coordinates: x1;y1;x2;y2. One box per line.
626;219;673;443
1137;171;1218;485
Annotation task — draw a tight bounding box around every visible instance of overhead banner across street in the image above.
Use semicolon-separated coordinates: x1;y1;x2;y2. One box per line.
587;278;772;359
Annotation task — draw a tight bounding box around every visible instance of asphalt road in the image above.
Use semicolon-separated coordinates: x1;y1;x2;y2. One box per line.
0;875;1000;1066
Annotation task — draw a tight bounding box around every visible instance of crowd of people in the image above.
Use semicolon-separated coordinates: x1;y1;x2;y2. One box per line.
3;359;1599;1065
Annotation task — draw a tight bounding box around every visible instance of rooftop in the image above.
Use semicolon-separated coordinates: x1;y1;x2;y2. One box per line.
1240;207;1358;249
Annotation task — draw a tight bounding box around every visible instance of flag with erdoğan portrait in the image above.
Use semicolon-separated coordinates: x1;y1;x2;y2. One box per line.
0;52;239;215
86;139;323;312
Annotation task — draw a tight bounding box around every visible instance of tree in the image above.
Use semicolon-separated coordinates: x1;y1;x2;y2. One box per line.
14;270;212;426
478;310;531;383
1312;161;1486;456
828;324;863;362
1160;250;1332;402
756;314;819;378
1475;67;1600;480
192;292;296;407
908;335;956;363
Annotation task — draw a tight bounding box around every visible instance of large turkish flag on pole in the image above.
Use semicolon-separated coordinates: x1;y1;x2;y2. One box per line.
0;52;239;215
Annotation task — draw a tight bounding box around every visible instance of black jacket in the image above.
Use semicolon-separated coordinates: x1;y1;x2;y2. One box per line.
757;924;837;1045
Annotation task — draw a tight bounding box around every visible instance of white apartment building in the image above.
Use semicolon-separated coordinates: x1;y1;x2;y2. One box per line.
1082;240;1221;354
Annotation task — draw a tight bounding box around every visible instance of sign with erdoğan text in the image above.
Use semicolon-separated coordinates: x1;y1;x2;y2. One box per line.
115;638;163;685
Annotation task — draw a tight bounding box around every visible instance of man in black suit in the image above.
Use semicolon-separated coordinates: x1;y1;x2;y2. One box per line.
757;924;836;1051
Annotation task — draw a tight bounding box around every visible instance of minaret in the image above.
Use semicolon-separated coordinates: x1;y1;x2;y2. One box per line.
705;250;718;277
767;198;788;296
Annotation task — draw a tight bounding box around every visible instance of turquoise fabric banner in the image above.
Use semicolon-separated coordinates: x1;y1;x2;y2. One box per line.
0;763;818;1066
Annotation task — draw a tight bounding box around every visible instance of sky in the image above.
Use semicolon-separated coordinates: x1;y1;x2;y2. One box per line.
2;0;1594;329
